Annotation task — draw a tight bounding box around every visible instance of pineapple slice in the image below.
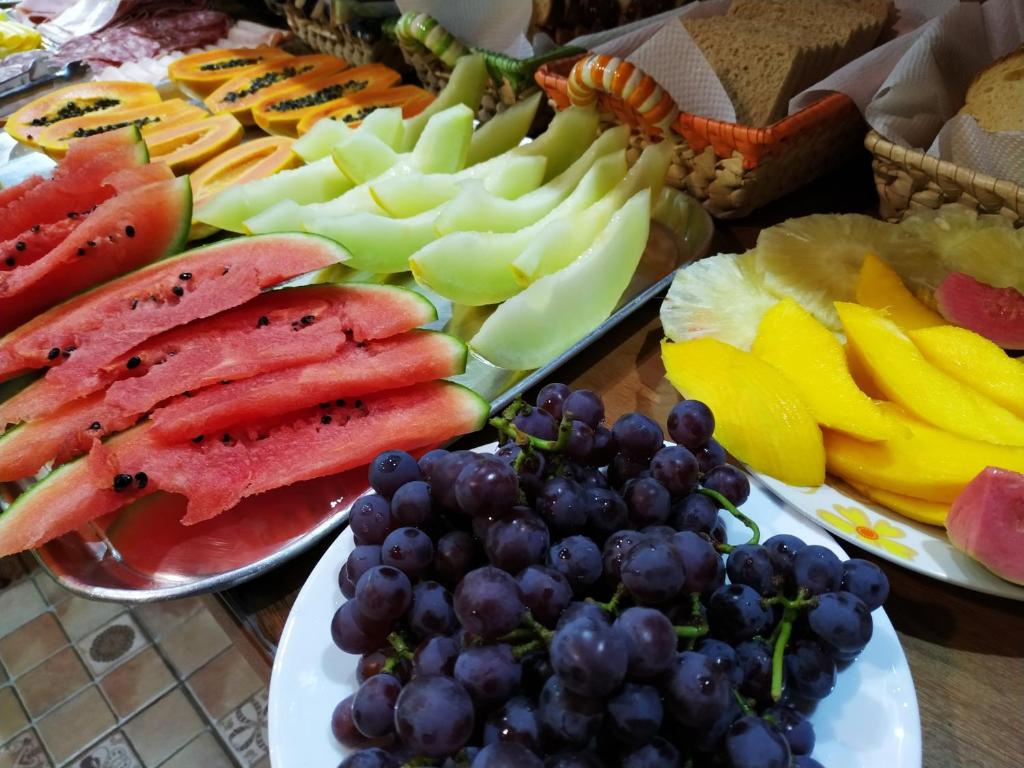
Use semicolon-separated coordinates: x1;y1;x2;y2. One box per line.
660;252;778;351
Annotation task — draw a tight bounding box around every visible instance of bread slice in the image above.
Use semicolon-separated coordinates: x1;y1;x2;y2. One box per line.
682;16;815;126
960;47;1024;133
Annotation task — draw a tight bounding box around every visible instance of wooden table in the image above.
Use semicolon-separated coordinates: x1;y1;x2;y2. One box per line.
216;154;1024;767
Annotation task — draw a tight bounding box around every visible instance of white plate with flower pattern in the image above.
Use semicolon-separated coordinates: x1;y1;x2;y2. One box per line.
268;448;921;768
753;473;1024;602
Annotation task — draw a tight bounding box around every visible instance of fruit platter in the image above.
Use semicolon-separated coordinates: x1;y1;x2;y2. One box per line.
270;387;919;767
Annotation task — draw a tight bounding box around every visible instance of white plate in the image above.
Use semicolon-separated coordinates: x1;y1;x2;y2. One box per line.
269;446;921;768
754;473;1024;602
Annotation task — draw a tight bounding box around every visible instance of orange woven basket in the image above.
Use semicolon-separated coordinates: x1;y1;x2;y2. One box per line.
537;54;865;218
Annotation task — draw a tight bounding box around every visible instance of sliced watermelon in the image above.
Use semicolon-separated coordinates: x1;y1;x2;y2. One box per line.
0;127;148;242
0;176;45;210
0;232;349;388
151;330;467;442
0;216;89;273
0;381;488;553
0;170;190;334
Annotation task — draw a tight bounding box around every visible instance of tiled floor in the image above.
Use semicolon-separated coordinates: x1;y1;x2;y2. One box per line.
0;554;269;768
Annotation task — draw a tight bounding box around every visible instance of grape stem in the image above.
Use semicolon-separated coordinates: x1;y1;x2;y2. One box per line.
733;689;755;717
766;590;815;702
387;631;415;661
521;611;554;644
382;655;399;674
697;487;760;545
489;406;573;454
674;592;709;639
512;639;545;659
588;583;628;616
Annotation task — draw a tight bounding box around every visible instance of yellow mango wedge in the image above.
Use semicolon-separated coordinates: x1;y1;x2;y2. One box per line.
855;252;945;331
824;404;1024;503
909;325;1024;420
752;298;902;441
662;338;825;487
836;302;1024;447
846;480;949;527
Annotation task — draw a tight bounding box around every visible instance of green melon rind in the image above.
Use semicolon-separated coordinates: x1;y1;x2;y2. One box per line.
161;174;194;261
125;124;150;164
336;281;439;325
0;453;81;540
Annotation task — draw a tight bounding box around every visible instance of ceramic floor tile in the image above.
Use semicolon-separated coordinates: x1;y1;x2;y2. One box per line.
31;573;69;608
0;580;46;637
0;558;24;592
0;729;50;768
15;647;90;718
99;647;174;721
76;615;146;677
0;686;27;743
0;613;67;678
69;731;142;768
122;690;203;768
217;691;267;768
36;686;115;765
158;731;234;768
187;648;264;721
55;599;124;643
130;599;202;642
156;610;230;679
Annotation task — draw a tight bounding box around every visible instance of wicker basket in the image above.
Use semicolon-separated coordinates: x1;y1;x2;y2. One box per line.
537;54;866;219
529;0;691;45
865;130;1024;225
393;12;580;126
284;1;405;69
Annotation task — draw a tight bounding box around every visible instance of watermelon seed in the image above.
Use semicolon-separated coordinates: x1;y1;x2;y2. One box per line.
76;248;85;256
130;299;138;310
4;257;14;267
183;391;193;398
112;474;133;491
222;434;232;443
356;341;366;348
134;472;148;489
30;225;39;233
67;212;78;219
257;316;269;327
192;435;204;443
124;225;135;237
220;380;232;385
179;272;192;281
88;422;101;431
355;400;364;409
63;346;76;357
319;402;330;408
222;266;230;275
321;415;332;425
171;286;184;297
46;347;60;360
126;356;141;369
336;399;345;406
15;241;25;251
301;315;315;325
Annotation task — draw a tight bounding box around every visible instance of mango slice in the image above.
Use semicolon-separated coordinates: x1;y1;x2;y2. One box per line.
855;252;945;331
752;298;901;441
908;325;1024;420
846;480;949;527
662;338;825;487
824;405;1024;502
836;302;1024;446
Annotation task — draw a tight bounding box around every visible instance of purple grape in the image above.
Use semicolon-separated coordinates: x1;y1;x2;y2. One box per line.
381;527;434;579
650;445;699;496
483;695;541;752
434;530;479;586
695;439;727;474
535;477;586;533
536;382;571;420
562;389;604;428
486;509;550;573
587;425;617;467
690;697;741;754
517;565;573;628
792;545;843;595
349;494;393;545
840;558;889;611
666;651;731;727
354;566;412;622
641;524;675;540
369;450;421;498
547;536;603;595
346;545;383;586
338;748;397;768
670;493;719;534
709;518;728;546
570;464;608;490
456;456;519;518
394;675;475;757
727;544;775;596
565;420;595;460
808;591;873;656
735;639;773;707
544;752;602;768
455;643;522;708
602;529;647;582
550;619;628;697
696;638;742;686
537;676;603;746
614;606;677;679
513;407;559;440
351;673;401;738
620;539;686;604
494;443;546;498
670;531;722;594
795;758;826;768
390;480;433;527
582;486;629;539
431;451;480;510
356;651;389;683
453;567;525;639
784;640;837;701
520;651;555;697
764;705;815;756
331;694;367;748
339;568;356;599
707;584;772;642
608;453;650;488
621;737;679;768
763;534;807;586
612;413;664;460
703;465;751;506
471;742;543;768
417;448;449;481
667;400;715;451
409;581;458;638
556;601;610;631
625;477;671;528
413;635;459;677
726;716;791;768
331;599;390;654
607;683;663;745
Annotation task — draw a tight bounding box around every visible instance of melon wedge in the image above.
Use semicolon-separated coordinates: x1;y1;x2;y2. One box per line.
293;106;405;162
295;85;434;135
400;54;487;151
846;480;949;527
464;92;542;167
908;325;1024;419
947;467;1024;585
0;381;488;554
151;330;465;442
0;234;348;390
662;337;826;487
836;302;1024;446
751;298;902;441
468;190;652;370
855;252;945;331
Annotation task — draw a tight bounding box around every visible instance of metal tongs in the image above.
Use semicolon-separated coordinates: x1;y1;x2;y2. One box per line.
0;58;89;104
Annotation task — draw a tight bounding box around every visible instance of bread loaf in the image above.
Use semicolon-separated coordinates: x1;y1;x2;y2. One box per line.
960;47;1024;133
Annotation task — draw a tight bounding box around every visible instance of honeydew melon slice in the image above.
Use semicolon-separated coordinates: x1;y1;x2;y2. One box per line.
331;131;399;185
511;141;673;284
408;150;628;306
293;107;405;162
401;54;487;151
465;92;541;167
435;125;629;235
471;190;651;370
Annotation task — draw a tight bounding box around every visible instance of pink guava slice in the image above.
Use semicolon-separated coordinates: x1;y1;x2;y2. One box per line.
936;272;1024;350
947;466;1024;585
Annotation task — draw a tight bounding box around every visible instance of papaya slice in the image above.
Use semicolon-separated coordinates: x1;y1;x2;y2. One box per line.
168;47;293;97
296;85;435;135
205;54;350;125
145;114;245;174
35;99;209;158
252;64;402;137
6;81;161;147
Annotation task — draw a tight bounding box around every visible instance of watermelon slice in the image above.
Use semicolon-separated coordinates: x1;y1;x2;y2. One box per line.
0;177;45;210
0;232;349;387
1;216;90;273
0;127;148;242
0;381;488;554
150;330;467;442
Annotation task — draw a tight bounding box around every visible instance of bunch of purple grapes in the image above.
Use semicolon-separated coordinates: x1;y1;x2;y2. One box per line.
329;384;890;768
